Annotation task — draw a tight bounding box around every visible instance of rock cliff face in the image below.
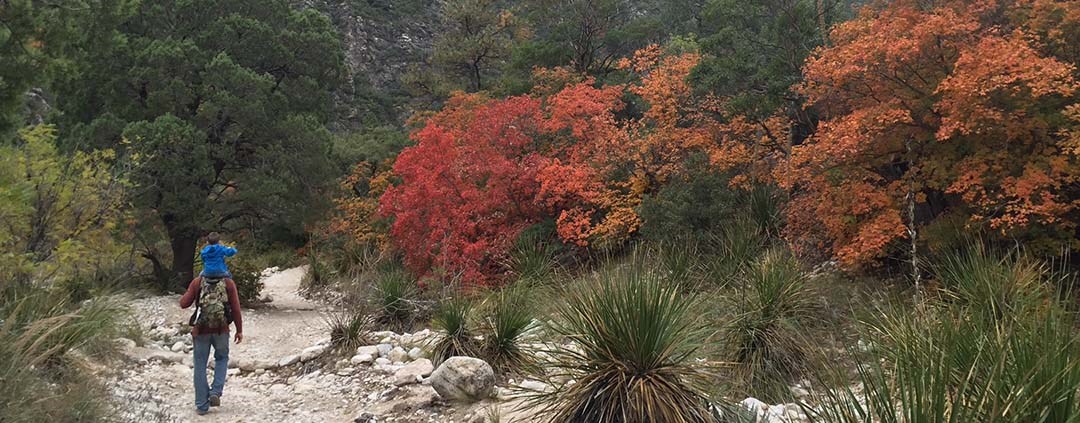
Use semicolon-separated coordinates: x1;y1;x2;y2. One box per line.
298;0;440;125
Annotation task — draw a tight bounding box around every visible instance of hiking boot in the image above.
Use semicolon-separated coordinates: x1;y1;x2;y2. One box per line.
196;408;208;416
209;395;221;407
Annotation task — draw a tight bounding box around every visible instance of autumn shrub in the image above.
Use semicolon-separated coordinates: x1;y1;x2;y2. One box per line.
379;93;546;286
526;259;716;422
721;249;815;401
430;298;480;366
810;247;1080;422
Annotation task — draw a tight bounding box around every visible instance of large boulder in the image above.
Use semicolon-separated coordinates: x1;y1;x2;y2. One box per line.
429;357;495;402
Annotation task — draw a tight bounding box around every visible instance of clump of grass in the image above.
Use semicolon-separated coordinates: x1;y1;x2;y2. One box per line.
528;260;716;423
431;298;479;366
509;230;562;284
702;219;767;287
375;269;419;330
652;238;702;284
300;243;332;294
325;307;374;352
722;248;815;401
478;283;538;375
811;246;1080;422
1;293;129;422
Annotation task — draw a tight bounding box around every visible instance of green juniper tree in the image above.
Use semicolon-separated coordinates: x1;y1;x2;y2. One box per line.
54;0;345;288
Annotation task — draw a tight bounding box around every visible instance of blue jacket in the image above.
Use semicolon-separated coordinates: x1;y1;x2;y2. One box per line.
200;244;237;275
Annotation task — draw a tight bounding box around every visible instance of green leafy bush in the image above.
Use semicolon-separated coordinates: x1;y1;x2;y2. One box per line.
229;255;264;306
639;164;741;245
527;260;716;422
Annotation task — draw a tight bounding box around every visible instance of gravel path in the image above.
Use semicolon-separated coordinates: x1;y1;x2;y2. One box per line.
104;266;541;423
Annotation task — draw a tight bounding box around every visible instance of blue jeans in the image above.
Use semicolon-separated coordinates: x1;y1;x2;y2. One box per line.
192;333;230;412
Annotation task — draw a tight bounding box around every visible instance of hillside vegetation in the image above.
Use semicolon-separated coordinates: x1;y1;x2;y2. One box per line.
2;0;1079;421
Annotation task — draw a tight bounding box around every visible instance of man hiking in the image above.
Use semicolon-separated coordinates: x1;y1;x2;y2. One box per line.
180;247;244;416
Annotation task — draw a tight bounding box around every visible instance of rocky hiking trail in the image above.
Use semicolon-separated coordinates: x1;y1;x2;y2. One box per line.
104;266;536;423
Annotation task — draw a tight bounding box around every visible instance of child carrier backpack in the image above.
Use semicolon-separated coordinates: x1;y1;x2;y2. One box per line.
190;277;232;329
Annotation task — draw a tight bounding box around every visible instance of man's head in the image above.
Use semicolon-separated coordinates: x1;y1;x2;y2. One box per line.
207;232;220;245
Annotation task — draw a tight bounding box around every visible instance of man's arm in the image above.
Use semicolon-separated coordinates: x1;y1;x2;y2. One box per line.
224;246;237;257
225;279;243;335
179;278;201;309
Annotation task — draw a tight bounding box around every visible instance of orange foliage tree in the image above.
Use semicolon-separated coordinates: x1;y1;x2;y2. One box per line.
783;0;1080;267
535;46;720;246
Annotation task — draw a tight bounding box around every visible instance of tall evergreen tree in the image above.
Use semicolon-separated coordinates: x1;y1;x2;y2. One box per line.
54;0;345;288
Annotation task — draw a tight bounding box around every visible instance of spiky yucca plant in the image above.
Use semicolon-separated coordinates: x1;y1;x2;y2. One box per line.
375;269;417;329
723;249;815;401
478;283;538;375
811;247;1080;423
431;298;479;366
325;308;374;352
529;261;716;423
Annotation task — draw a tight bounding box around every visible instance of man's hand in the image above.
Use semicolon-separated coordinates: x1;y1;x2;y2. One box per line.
235;332;243;344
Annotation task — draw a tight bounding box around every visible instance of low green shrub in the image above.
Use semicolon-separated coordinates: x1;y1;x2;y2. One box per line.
229;255;264;306
509;228;562;284
701;219;768;287
527;260;716;422
375;269;419;329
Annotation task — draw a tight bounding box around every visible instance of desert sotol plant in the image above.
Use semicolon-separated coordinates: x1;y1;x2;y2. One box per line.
528;260;717;423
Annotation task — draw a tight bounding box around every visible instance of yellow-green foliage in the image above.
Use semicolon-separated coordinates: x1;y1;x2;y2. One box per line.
0;125;129;288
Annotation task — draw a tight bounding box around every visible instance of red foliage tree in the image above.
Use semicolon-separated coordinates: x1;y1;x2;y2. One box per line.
379;93;545;285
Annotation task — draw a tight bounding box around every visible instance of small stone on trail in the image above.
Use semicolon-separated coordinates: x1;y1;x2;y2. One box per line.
115;337;137;350
388;346;409;363
279;354;300;367
170;341;185;352
351;353;375;365
376;343;393;357
392;358;434;386
300;344;328;362
356;345;380;357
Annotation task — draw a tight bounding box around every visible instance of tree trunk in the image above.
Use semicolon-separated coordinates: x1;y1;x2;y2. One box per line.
166;223;198;292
